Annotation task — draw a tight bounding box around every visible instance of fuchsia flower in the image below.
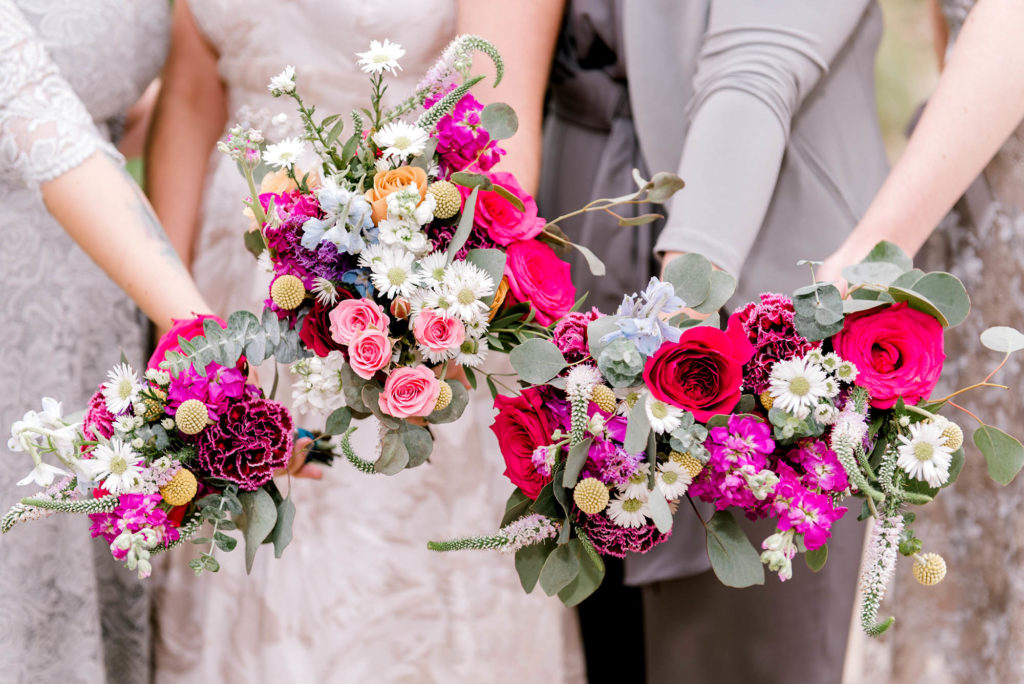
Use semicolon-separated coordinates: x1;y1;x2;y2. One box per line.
468;171;545;245
504;239;575;327
788;439;849;494
552;308;603;364
426;89;505;176
770;463;847;551
166;363;251;422
690;415;776;517
732;293;819;395
193;398;294;491
89;492;180;548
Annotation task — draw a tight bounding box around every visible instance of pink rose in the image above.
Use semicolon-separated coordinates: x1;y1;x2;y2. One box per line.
329;298;390;346
412;310;466;353
379;365;441;419
348;329;392;380
504;239;575;327
472;171;545;245
832;302;945;409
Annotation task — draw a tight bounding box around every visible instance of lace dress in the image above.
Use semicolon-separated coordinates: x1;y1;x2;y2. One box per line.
846;2;1024;681
152;3;583;682
0;1;168;682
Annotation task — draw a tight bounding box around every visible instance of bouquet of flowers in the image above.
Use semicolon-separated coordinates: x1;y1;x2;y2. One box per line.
2;316;301;578
429;243;1024;636
198;35;683;474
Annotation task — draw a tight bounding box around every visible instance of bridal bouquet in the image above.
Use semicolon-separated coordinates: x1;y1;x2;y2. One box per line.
430;243;1024;635
207;35;680;474
2;316;302;578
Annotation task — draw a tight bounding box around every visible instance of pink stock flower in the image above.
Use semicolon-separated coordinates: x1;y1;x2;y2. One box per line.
413;309;465;353
348;329;393;380
329;298;390;346
504;239;575;327
166;363;251;422
770;463;846;551
89;493;179;547
379;365;441;419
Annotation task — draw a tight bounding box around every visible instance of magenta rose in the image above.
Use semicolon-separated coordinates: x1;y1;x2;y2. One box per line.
472;171;545;245
490;388;558;499
643;315;755;422
329;298;390;346
832;302;945;409
300;294;353;357
148;314;225;369
413;310;466;353
379;365;441;419
348;329;392;380
504;239;575;327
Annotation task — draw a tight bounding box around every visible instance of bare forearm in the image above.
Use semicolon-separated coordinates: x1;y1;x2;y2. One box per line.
456;0;564;195
43;152;212;327
833;0;1024;265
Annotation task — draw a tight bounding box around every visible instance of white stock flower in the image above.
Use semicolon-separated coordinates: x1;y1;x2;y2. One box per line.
262;137;306;169
378;218;430;255
17;461;70;487
357;39;405;75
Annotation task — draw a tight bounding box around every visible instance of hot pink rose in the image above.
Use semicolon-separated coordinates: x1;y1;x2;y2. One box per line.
412;310;466;353
148;315;224;369
329;298;390;346
490;388;557;499
472;171;545;245
348;329;392;380
504;239;575;327
378;365;441;419
832;302;945;409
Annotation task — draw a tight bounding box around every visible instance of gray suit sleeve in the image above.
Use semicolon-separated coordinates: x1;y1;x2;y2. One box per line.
653;0;872;278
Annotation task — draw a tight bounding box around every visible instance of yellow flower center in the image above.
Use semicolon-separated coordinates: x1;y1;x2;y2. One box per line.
662;471;678;485
387;267;407;286
629;471;645;485
914;442;935;462
650;401;669;419
109;455;128;476
457;288;476;305
622;498;643;513
789;376;811;397
116;379;134;400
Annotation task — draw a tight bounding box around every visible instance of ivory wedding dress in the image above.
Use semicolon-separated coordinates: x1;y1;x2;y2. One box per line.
0;1;168;682
152;3;583;682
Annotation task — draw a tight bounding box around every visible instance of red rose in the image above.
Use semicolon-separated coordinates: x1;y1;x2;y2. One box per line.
299;294;354;357
148;314;225;369
491;388;557;499
642;315;755;422
832;302;945;409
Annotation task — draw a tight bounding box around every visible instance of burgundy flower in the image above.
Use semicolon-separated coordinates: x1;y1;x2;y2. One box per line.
299;295;354;357
574;510;671;558
732;293;819;395
552;308;603;364
193;398;294;491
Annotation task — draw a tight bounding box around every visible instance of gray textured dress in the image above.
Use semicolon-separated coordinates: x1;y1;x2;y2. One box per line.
539;2;890;682
0;2;167;682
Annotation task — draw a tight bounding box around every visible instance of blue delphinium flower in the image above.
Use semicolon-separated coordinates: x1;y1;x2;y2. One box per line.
602;278;685;356
300;177;376;254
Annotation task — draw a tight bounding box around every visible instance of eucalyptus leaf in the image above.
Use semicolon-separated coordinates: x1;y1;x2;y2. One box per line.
491;184;525;211
480;102;519;140
843;298;889;315
465;249;507;305
538;543;580;597
501;490;533;527
557;538;605;606
515;539;555;593
399;422;434;468
974;425;1024;485
887;287;948;327
624;397;651;454
409;138;438;171
341;364;370;413
979;326;1024;353
213;531;237;553
647;489;673;534
271;495;295;558
445;186;479;263
237;488;278;574
449;172;493;191
530;483;560;519
705;510;765;588
509;338;567;384
692;270;737;314
842;261;905;287
376;429;410;474
563;438;593;489
662;253;711;307
618;213;663;227
805;544;828;572
324;407;353;436
644;172;686;204
890;268;925;290
861;240;913;271
907;271;970;327
426;380;470;424
574;243;607;277
243;229;266;258
363;384;401;430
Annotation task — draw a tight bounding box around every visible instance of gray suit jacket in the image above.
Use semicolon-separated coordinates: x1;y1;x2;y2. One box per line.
621;0;889;585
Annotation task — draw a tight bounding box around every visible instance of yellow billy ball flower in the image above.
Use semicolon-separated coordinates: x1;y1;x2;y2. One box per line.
175;399;209;435
912;552;947;586
759;391;774;411
270;274;306;310
939;420;964;451
427;180;462;219
434;382;453;412
159;468;198;507
671;451;704;479
573;477;610;515
591;385;618;414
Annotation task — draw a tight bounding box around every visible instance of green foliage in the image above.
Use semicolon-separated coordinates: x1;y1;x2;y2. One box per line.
623;397;650;454
465;249;507;306
501;489;532;527
237;488;277;574
515;538;555;593
509;338;567;384
445;186;479;263
557;538;605;606
324;407;353;435
572;242;607;277
805;544;828;572
704;510;765;588
662;253;711;307
974;425;1024;485
399;422;434;468
792;283;845;341
538;543;579;597
376;429;410;474
563;438;592;489
597;338;645;388
271;495;296;558
480;102;518;140
979;326;1024;353
893;271;970;327
586;316;621;362
426;380;470;424
647;488;673;534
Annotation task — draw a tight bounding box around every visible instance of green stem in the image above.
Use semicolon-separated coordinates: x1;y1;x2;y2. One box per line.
340;427;377;474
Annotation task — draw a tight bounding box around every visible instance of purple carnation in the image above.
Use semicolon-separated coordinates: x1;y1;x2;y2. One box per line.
574;510;671;558
552;308;603;364
733;293;820;395
193;398;294;491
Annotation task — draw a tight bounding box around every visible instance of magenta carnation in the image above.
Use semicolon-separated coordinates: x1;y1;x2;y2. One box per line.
193;398;294;491
83;389;116;443
552;308;603;364
574;510;671;558
731;293;820;395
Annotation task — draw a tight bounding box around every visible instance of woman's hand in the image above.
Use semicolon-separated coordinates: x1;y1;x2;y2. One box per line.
276;436;324;480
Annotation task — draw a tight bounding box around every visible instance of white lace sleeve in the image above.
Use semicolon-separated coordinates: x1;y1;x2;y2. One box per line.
0;1;114;190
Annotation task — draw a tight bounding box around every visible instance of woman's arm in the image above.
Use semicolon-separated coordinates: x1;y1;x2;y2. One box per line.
145;0;227;269
819;0;1024;280
456;0;564;195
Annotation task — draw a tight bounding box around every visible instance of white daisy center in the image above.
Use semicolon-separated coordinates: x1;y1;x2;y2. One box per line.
387;267;407;286
662;471;678;485
622;498;644;513
456;288;476;305
116;379;134;400
914;442;935;462
109;455;128;476
788;376;811;397
650;401;669;420
431;267;446;282
392;134;412;149
629;470;645;485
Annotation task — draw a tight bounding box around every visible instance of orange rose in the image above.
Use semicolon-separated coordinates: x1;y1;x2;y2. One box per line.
365;166;427;224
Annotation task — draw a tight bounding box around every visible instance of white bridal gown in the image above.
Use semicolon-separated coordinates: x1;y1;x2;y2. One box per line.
0;1;168;682
153;2;584;682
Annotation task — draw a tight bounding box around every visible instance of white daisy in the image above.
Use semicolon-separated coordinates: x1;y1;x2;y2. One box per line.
607;491;650;529
80;439;146;494
768;356;830;419
267;65;296;95
312;277;340;306
114;415;138;436
462;314;489;339
144;368;170;386
442;261;495;321
378;217;430;255
418;251;449;288
813;403;838;425
160;418;176;431
656;461;692;500
262;137;306;169
17;461;70;487
823;377;841;398
102;363;142;415
256;250;275;274
372;121;428;162
367;246;421;299
821;352;841;372
896;421;954;488
645;396;684;434
455;335;489;368
356;39;405;76
835;360;859;383
804;348;824;365
618;462;652;500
